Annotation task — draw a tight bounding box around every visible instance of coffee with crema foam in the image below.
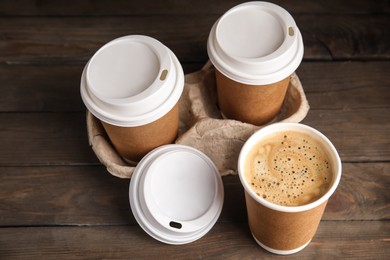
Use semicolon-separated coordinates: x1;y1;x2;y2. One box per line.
244;130;333;206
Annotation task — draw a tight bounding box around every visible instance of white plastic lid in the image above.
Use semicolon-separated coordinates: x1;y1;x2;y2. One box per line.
129;145;224;244
80;35;184;126
207;1;304;85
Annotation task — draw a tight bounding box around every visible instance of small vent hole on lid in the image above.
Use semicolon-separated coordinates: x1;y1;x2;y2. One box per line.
169;221;182;229
288;27;294;36
160;69;168;81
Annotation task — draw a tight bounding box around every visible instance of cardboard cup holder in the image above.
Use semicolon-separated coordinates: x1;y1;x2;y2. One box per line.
86;61;310;178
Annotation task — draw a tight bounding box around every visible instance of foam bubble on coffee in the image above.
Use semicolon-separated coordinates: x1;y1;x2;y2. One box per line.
245;130;333;206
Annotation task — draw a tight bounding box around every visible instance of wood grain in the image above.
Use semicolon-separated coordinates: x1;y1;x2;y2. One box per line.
0;105;388;166
296;61;390;110
0;113;98;166
295;15;390;60
0;0;388;16
0;221;388;259
0;63;203;113
0;104;387;168
0;0;388;258
0;163;387;226
0;166;132;226
302;108;390;162
0;15;388;63
1;62;388;112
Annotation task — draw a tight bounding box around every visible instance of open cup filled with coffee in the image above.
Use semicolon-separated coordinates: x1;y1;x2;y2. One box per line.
238;123;342;254
81;35;184;163
207;2;304;125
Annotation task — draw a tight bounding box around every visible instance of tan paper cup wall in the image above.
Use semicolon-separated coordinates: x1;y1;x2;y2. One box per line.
238;123;342;255
215;70;289;125
207;2;304;125
81;35;184;163
100;104;179;162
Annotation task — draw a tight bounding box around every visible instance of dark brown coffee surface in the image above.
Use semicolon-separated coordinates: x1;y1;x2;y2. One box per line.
245;130;333;206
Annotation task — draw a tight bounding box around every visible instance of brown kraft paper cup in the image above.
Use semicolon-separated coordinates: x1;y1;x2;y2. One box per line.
102;104;179;163
215;70;289;125
238;123;342;255
245;191;327;251
207;2;304;126
80;35;184;165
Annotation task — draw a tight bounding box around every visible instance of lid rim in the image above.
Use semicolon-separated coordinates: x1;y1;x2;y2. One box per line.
207;1;304;85
129;145;224;244
80;35;184;127
86;36;174;105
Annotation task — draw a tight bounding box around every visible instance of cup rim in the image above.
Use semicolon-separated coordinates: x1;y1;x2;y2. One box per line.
238;123;342;213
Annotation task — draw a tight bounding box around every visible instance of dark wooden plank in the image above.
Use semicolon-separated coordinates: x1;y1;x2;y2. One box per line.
0;0;388;16
0;113;98;166
0;221;388;259
0;16;216;64
0;64;85;112
0;163;387;226
0;107;388;166
0;14;388;63
0;1;387;259
325;163;390;221
0;166;133;226
301;108;390;162
296;61;390;110
1;62;388;112
0;63;203;112
295;15;390;60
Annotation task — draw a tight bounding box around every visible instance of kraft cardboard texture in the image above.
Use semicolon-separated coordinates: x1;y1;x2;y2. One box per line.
86;61;310;178
216;70;290;125
101;104;179;162
245;192;327;251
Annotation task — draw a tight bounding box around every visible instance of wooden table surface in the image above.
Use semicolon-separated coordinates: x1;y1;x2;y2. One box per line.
0;0;389;258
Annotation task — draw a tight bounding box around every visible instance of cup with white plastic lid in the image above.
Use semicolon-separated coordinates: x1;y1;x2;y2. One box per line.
80;35;184;163
207;1;304;125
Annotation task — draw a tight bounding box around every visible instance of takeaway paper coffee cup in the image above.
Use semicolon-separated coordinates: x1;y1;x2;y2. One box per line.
207;2;304;125
81;35;184;162
129;144;224;244
238;123;342;254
